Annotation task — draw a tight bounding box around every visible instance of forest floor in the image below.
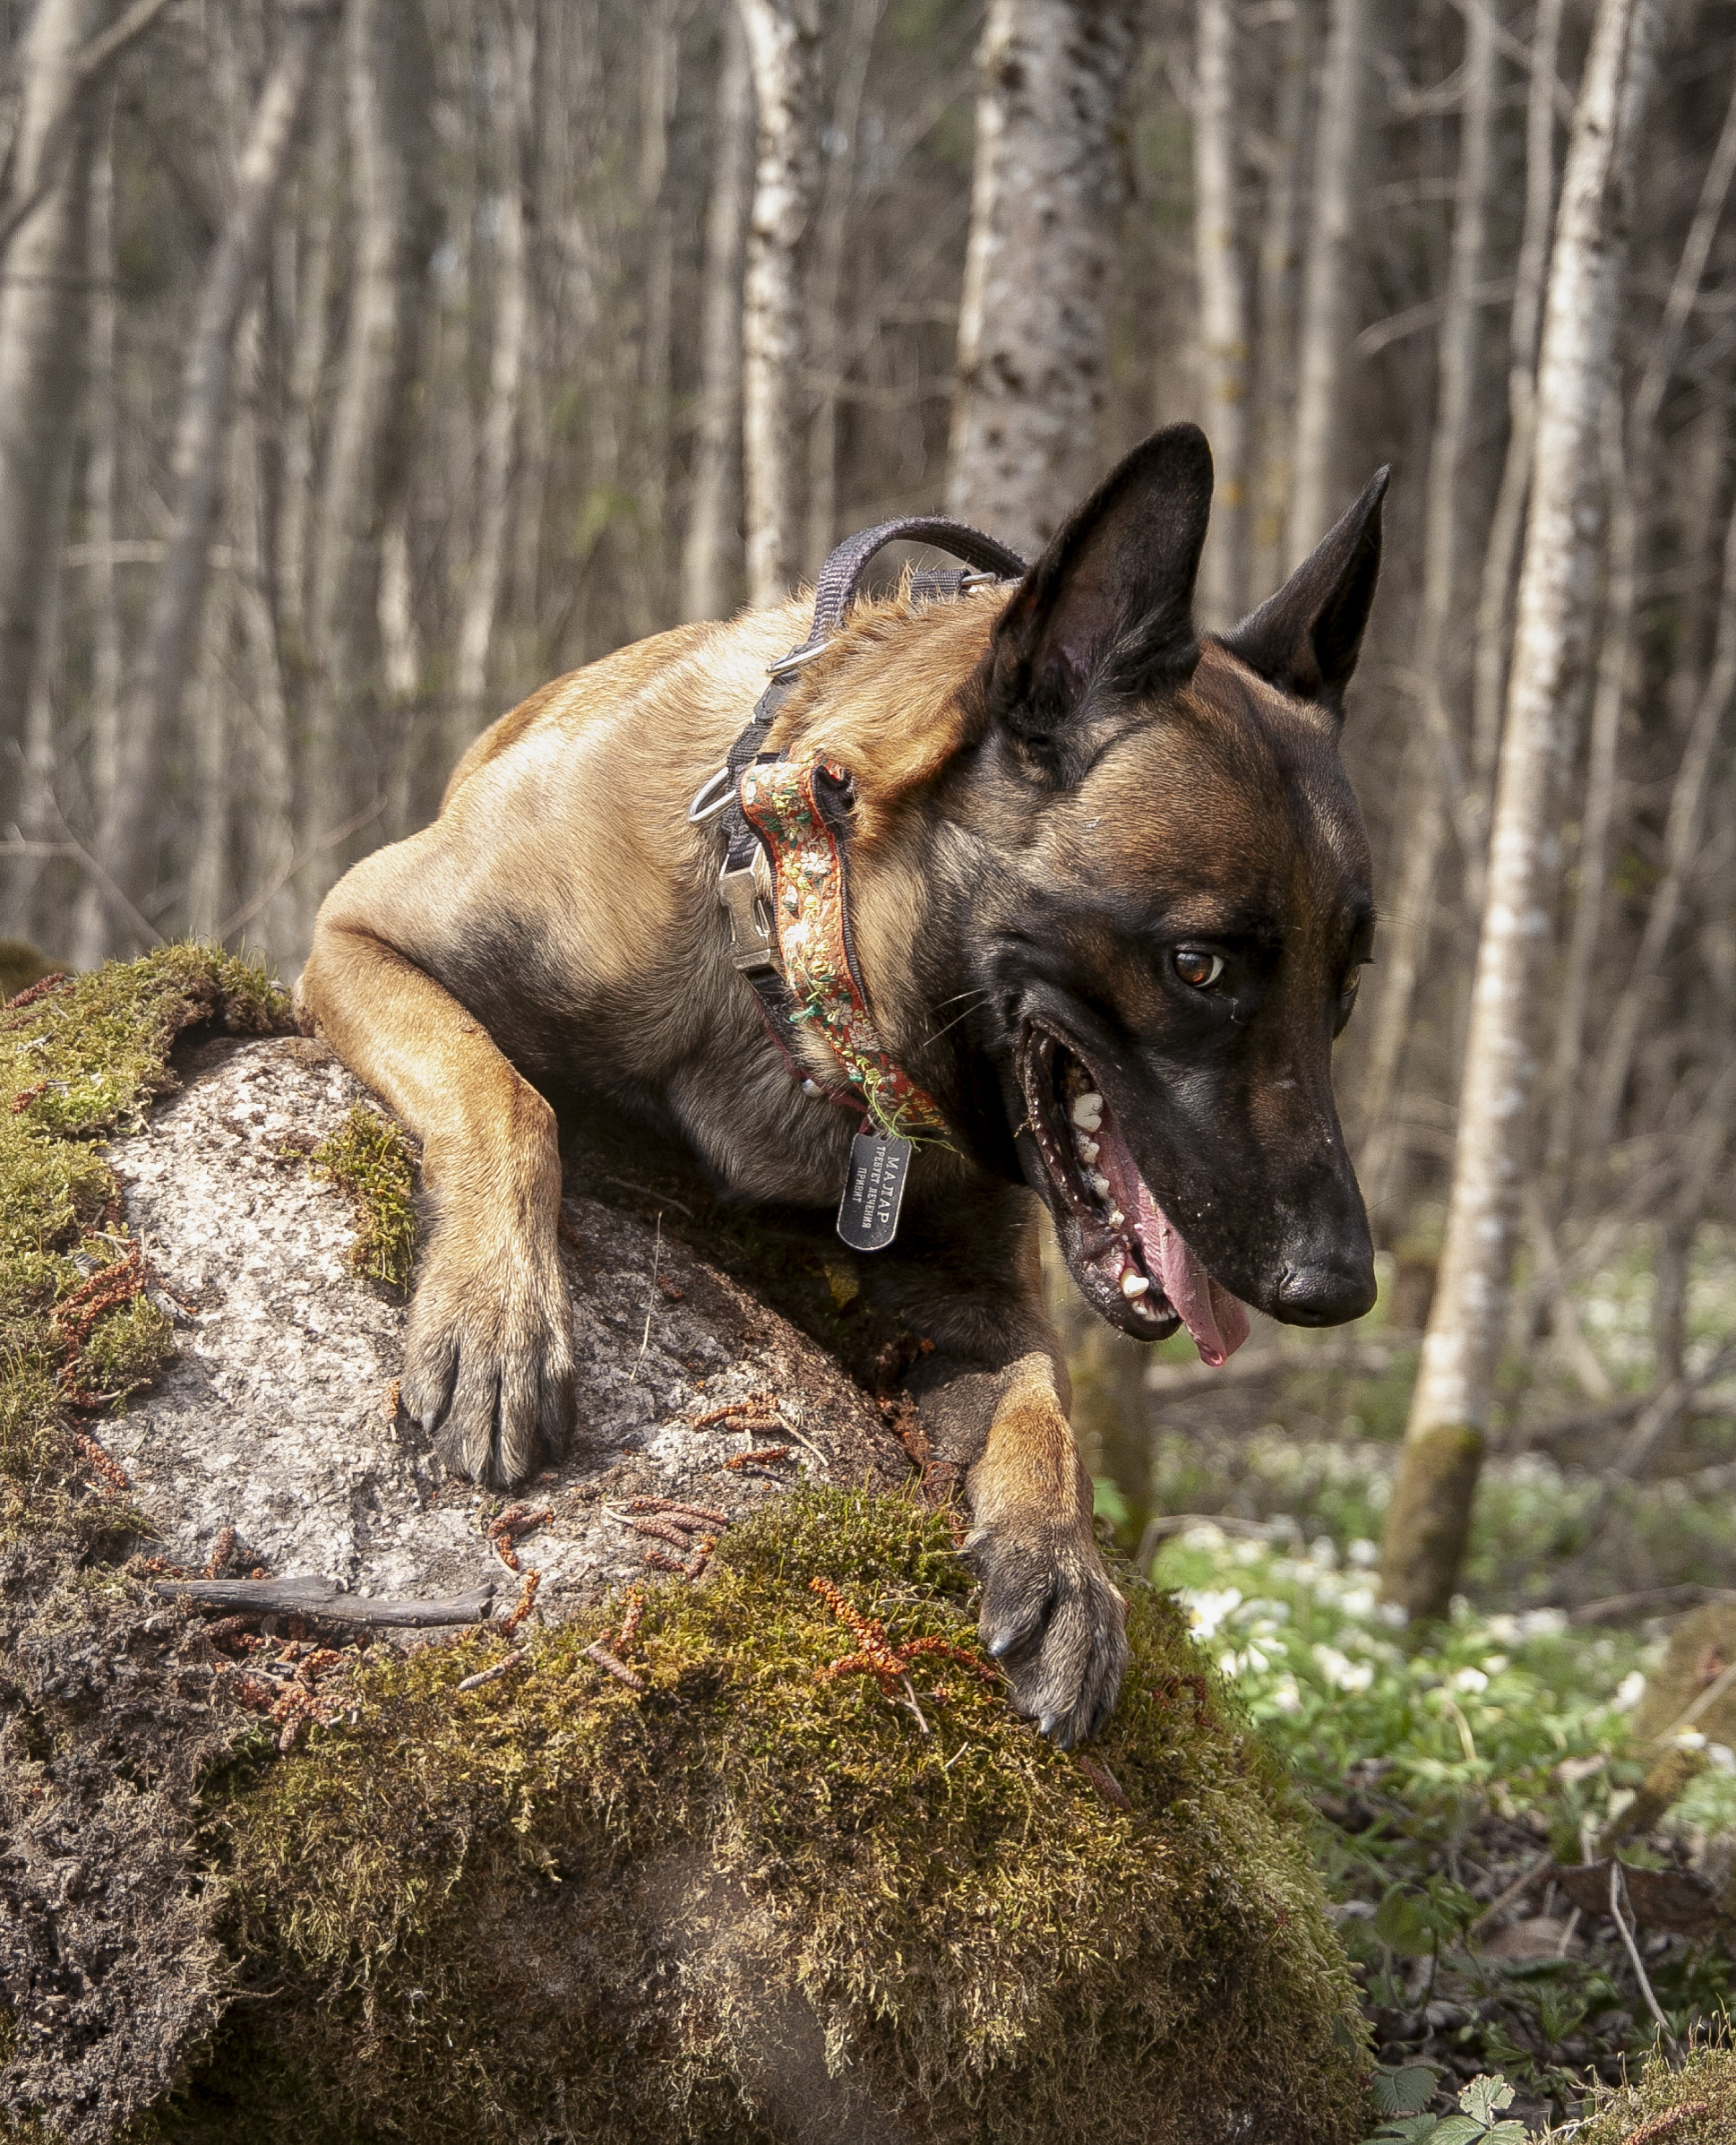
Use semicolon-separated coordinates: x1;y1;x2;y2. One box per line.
1085;1236;1736;2140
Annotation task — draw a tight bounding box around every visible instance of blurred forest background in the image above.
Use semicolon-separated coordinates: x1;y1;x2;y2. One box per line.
0;0;1732;1627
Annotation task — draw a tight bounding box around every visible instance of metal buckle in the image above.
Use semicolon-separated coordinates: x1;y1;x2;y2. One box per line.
687;764;735;823
718;846;780;976
766;638;832;680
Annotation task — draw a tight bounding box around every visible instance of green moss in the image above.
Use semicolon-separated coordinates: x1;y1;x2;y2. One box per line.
147;1489;1371;2145
1535;2040;1736;2141
308;1103;417;1290
0;946;290;1540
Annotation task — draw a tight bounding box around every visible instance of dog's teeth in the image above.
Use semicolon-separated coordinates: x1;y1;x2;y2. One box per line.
1121;1271;1150;1298
1088;1171;1111;1199
1070;1091;1103;1130
1108;1209;1125;1228
1076;1135;1100;1163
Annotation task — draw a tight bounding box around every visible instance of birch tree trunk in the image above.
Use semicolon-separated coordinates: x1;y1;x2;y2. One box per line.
0;0;104;782
679;4;752;624
804;0;883;579
1470;0;1564;806
1284;0;1365;567
1586;491;1736;1159
82;89;121;846
1191;0;1249;628
1541;389;1631;1196
620;0;680;638
82;0;331;952
446;3;533;762
273;75;338;680
945;0;1140;561
1354;0;1498;1222
739;0;820;608
1380;0;1661;1624
1248;0;1307;607
301;0;434;937
228;307;299;964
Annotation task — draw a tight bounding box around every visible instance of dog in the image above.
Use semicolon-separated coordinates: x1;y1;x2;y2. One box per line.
296;423;1385;1748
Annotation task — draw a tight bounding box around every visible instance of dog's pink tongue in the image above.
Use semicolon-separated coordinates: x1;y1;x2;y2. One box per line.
1132;1197;1250;1368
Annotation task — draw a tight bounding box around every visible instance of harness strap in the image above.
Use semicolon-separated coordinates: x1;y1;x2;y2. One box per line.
692;514;1026;1131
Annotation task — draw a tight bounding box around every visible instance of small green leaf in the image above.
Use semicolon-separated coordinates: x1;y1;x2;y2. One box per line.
1458;2076;1516;2126
1485;2125;1528;2144
1429;2118;1490;2145
1361;2119;1440;2145
1374;1888;1438;1956
1372;2066;1439;2116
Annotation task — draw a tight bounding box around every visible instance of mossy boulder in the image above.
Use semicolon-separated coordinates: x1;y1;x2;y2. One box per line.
1;951;1372;2144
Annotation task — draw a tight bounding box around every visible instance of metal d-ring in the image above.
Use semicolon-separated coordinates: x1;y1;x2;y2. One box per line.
686;764;735;823
765;637;833;679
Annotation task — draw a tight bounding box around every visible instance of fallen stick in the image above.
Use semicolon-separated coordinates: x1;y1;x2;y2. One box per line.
458;1649;528;1693
584;1642;646;1693
158;1578;494;1627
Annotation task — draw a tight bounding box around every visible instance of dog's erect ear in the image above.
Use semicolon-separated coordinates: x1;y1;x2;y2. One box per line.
1224;468;1388;715
983;425;1214;759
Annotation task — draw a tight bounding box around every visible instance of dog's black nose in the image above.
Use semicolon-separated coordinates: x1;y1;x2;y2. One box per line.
1276;1262;1376;1326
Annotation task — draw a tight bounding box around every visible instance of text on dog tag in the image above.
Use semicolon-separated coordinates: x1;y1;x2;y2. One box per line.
836;1133;913;1252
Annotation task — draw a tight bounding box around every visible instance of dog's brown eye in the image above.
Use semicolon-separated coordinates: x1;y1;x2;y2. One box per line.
1174;949;1224;989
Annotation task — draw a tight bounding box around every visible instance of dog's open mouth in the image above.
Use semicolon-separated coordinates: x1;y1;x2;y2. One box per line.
1018;1028;1250;1365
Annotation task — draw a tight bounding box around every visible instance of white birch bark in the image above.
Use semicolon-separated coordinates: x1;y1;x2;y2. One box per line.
680;3;752;623
83;0;332;949
446;4;533;762
1544;67;1736;1193
1248;0;1308;606
228;309;298;965
301;0;434;934
1354;0;1498;1219
82;89;120;841
804;0;884;579
1541;388;1630;1192
1470;0;1564;805
1586;491;1736;1158
273;74;338;676
1192;0;1249;627
1381;0;1661;1622
945;0;1141;561
739;0;820;608
1284;0;1365;567
0;0;104;782
184;555;235;945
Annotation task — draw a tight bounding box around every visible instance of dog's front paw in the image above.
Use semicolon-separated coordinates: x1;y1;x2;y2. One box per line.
967;1514;1129;1748
400;1246;575;1488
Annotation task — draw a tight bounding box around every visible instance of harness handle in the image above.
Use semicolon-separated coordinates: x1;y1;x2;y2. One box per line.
804;514;1027;645
705;516;1027;850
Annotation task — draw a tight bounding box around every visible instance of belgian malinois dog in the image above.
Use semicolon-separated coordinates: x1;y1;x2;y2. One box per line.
296;424;1385;1747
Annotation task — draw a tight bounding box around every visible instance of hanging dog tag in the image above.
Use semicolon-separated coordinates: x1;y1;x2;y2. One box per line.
837;1133;914;1252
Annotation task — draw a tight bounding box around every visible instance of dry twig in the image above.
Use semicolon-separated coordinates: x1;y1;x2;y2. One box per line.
458;1649;528;1693
584;1642;646;1693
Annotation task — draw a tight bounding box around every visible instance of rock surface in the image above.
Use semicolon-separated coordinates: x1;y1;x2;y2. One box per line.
105;1033;907;1616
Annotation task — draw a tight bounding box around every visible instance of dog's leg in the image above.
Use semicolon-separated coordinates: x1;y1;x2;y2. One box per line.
962;1351;1129;1746
296;920;573;1489
912;1346;1129;1748
866;1200;1129;1746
